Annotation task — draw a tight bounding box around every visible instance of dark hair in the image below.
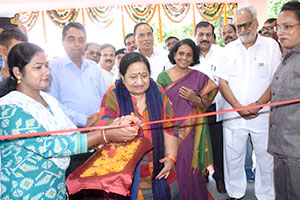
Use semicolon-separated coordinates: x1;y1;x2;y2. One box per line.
115;48;127;56
119;52;151;76
0;28;28;48
194;21;215;35
264;18;277;24
226;24;236;33
133;22;153;34
165;36;179;44
85;42;101;51
168;38;200;66
62;22;86;40
281;1;300;22
0;43;44;97
0;17;18;29
100;43;116;52
124;33;134;45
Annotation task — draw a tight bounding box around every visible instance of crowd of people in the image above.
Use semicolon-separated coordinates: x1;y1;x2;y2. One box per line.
0;1;300;200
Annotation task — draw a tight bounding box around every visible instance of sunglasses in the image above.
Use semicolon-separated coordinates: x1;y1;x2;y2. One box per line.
87;51;101;56
235;20;255;31
261;26;274;32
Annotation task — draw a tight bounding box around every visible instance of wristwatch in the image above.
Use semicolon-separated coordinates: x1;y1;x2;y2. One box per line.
255;100;263;110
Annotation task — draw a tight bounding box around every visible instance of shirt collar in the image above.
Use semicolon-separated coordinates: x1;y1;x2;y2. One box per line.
62;55;88;69
137;47;156;57
291;43;300;53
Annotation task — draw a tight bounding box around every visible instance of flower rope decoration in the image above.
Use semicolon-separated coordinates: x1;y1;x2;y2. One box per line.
227;3;238;16
124;4;157;23
85;6;115;28
46;9;79;28
19;11;40;32
80;140;141;177
162;3;190;23
195;3;225;22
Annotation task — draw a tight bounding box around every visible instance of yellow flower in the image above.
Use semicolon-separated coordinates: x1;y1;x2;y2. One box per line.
80;140;141;177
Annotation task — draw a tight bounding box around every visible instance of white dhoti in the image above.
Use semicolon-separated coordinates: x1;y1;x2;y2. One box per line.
223;127;275;200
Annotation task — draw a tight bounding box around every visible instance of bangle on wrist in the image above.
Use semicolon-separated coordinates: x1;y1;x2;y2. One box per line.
233;102;240;109
165;154;177;164
101;129;110;144
193;97;201;106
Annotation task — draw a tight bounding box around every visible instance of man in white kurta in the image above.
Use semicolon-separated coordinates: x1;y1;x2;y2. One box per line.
216;7;281;200
134;22;172;80
99;43;118;87
193;21;227;194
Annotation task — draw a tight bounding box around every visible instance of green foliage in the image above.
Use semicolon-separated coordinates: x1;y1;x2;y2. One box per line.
267;0;299;18
149;21;194;49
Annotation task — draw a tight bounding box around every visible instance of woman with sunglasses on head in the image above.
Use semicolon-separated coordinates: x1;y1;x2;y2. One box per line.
157;38;217;200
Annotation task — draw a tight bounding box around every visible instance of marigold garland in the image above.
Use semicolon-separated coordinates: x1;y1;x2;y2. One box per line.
162;3;190;23
124;4;156;23
19;11;39;32
195;3;225;22
46;9;79;28
19;3;237;35
85;7;115;28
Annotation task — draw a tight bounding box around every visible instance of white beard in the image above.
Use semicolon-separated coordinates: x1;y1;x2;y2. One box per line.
239;32;256;43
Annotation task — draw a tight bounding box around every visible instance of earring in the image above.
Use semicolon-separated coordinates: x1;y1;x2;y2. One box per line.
17;77;21;84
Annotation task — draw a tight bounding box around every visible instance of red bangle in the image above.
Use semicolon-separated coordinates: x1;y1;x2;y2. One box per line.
165;154;177;164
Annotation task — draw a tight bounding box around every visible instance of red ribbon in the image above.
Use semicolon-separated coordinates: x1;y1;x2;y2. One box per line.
1;98;300;140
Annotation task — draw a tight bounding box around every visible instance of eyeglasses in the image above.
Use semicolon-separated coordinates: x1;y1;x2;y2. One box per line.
137;32;153;39
261;26;274;32
235;20;255;31
87;51;101;56
274;24;300;32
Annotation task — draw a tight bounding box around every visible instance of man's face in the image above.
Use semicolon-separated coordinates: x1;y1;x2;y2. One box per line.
165;38;179;51
235;11;258;44
62;27;86;60
99;46;115;70
194;26;214;52
135;24;154;52
261;21;278;41
222;25;238;45
84;44;101;64
125;35;137;52
115;53;125;68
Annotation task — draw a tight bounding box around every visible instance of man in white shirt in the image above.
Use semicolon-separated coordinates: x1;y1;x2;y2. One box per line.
134;22;172;80
221;24;238;45
124;33;137;53
84;42;101;64
216;6;281;200
99;43;118;87
193;21;226;194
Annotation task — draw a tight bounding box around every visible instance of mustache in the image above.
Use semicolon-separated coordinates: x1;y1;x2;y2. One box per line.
200;40;210;44
225;36;233;41
105;59;112;63
262;32;271;36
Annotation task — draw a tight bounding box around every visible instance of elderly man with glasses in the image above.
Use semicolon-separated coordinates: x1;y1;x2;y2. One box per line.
84;42;101;64
216;6;282;200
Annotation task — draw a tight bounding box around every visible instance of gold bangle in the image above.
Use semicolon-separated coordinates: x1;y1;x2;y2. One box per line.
165;154;177;164
101;129;109;144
